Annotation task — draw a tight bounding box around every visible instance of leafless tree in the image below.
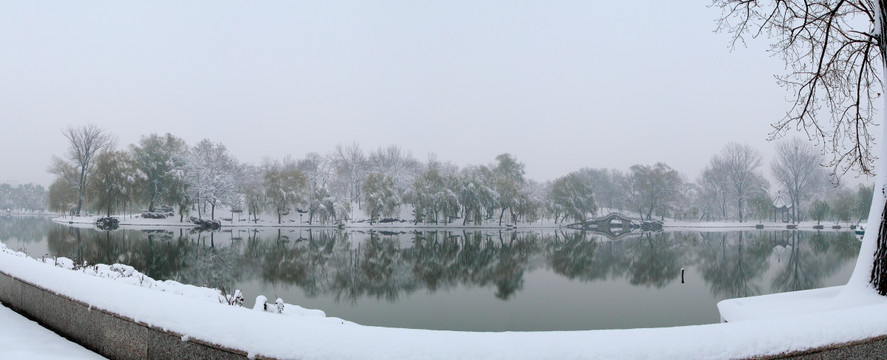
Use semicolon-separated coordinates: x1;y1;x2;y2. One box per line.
771;137;830;222
60;124;113;216
332;142;367;207
714;143;769;223
715;0;884;175
700;161;732;221
713;0;887;293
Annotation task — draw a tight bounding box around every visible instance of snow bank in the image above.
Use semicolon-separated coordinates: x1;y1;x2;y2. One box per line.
2;242;887;359
30;251;333;322
718;286;886;323
0;302;105;360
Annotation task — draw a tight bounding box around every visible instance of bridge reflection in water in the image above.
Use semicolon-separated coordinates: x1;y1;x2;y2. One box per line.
566;212;662;238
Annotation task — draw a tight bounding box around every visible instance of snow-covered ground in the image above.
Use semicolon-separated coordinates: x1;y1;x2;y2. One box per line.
0;302;105;360
1;237;886;360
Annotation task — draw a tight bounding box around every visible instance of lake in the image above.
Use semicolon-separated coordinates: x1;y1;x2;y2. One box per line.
0;215;861;331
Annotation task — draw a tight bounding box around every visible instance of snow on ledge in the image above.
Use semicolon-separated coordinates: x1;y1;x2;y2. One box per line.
718;285;886;323
2;244;886;360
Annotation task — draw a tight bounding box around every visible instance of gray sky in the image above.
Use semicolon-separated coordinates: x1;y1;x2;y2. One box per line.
0;1;867;186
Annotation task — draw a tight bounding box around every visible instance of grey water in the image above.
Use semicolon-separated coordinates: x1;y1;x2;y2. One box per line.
0;215;861;331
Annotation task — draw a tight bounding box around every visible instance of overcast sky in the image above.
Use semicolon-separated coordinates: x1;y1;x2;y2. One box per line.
0;1;875;187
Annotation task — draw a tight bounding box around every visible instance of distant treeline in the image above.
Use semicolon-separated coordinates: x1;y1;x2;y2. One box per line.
0;183;47;212
44;125;871;225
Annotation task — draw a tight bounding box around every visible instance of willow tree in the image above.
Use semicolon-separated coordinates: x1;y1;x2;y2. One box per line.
59;124;113;216
712;0;887;294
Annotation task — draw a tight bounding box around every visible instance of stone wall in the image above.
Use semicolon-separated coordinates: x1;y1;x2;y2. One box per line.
2;266;885;360
0;269;252;360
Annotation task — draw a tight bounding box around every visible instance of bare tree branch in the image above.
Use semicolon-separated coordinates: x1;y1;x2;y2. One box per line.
713;0;883;176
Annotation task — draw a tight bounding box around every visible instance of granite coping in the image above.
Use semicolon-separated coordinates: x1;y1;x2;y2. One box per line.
0;269;252;360
1;267;884;360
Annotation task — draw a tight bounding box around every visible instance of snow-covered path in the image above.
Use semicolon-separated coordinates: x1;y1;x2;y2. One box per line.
0;302;105;360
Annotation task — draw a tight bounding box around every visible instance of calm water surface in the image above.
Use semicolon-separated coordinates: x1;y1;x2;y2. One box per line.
0;215;861;331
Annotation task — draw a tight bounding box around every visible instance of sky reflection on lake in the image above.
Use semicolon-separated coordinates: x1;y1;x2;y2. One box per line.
0;216;860;331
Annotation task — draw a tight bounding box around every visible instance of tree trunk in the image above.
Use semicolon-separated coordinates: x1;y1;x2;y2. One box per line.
737;198;743;223
871;198;887;294
868;4;887;294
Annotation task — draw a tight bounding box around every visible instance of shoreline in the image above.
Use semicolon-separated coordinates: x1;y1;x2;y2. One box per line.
46;213;864;233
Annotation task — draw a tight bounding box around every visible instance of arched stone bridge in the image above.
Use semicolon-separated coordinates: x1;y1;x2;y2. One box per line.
566;212;662;238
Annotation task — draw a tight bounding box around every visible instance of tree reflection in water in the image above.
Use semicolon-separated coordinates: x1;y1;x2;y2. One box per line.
696;231;773;298
4;216;861;307
771;231;852;292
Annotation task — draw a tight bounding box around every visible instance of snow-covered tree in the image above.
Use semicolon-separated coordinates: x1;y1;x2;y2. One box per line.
410;162;460;224
298;153;334;224
87;150;143;217
747;192;774;223
771;138;829;223
717;143;769;223
829;187;856;226
130;133;188;212
857;183;874;223
362;172;400;224
58;124;114;216
263;160;307;224
239;163;265;223
331;142;367;207
367;145;422;196
548;172;596;224
185;139;239;220
625;163;682;221
698;162;731;221
575;168;625;213
166;148;192;223
493;153;527;225
810;199;830;226
457;165;498;225
48;177;78;216
514;180;544;223
713;0;887;293
0;183;47;212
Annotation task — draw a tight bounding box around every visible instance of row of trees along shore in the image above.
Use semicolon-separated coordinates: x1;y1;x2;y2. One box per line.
44;125;870;226
32;1;887;301
0;183;46;212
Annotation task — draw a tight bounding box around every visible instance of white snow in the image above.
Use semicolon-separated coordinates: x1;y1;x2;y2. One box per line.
0;302;105;360
2;239;887;359
718;285;885;323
